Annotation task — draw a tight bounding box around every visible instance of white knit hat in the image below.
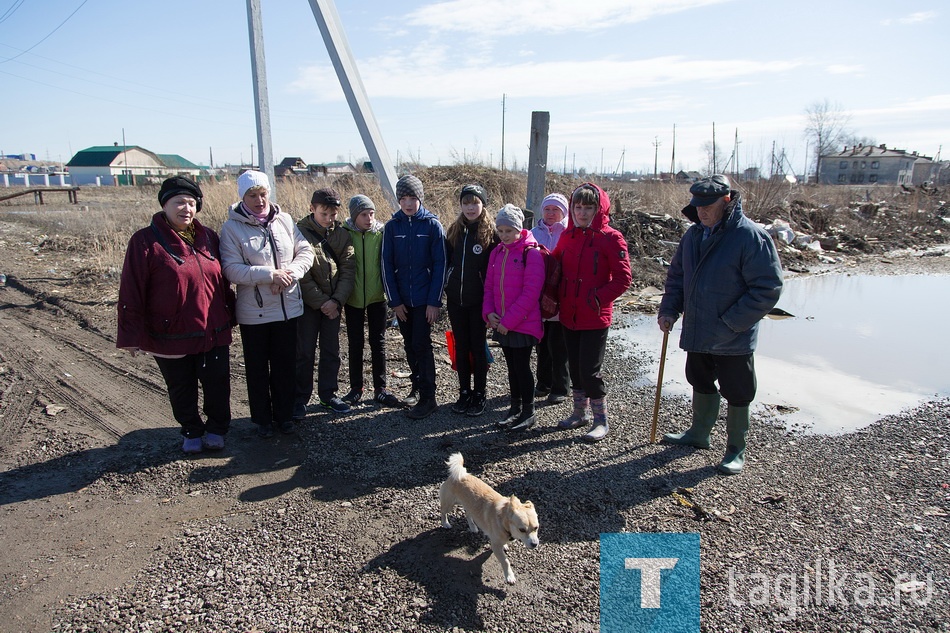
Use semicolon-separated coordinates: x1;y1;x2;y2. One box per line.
238;170;270;199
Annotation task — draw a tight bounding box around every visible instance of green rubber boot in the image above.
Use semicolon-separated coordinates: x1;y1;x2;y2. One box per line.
717;405;750;475
662;391;720;449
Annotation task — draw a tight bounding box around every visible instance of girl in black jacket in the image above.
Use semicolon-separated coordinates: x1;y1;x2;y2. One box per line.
444;184;498;416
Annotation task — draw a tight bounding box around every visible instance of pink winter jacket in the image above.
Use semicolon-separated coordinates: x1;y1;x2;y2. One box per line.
482;229;545;341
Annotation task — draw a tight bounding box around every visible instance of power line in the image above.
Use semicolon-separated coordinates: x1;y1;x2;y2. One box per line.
0;0;89;64
0;0;27;25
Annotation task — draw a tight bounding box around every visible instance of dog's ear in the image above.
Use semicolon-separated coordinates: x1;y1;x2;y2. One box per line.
522;500;534;510
508;494;520;506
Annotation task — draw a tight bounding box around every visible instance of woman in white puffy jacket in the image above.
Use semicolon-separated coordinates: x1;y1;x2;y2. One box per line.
219;171;314;438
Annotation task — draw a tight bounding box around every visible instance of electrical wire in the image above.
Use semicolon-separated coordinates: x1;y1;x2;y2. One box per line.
0;0;26;25
0;0;89;64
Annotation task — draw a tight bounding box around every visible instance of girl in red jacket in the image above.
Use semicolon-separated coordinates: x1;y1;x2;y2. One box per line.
552;183;632;442
482;204;545;431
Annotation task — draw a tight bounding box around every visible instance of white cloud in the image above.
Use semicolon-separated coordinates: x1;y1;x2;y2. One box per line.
881;11;937;26
405;0;735;35
826;64;864;75
289;54;803;105
899;11;937;24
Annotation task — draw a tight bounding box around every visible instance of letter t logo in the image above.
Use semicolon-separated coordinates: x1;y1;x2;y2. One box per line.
625;558;679;608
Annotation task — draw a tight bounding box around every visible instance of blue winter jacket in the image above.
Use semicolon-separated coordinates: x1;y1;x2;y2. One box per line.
381;206;447;308
659;194;783;355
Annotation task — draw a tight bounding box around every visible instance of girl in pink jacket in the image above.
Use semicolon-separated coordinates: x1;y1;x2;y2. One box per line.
482;204;545;431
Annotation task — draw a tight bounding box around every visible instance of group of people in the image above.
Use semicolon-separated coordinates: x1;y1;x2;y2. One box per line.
117;170;781;475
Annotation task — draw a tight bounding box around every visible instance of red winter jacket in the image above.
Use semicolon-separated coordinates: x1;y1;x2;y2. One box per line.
552;183;632;330
118;213;234;356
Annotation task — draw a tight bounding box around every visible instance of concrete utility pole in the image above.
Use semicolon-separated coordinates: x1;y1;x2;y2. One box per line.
246;0;276;195
307;0;398;208
525;111;550;228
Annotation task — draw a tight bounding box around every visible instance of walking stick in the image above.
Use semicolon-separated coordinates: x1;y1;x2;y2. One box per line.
649;328;670;444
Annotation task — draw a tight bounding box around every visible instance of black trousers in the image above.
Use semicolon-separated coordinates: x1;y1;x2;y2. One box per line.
685;352;756;407
240;319;297;426
397;305;437;400
447;302;489;394
295;304;342;406
155;346;231;439
535;319;570;396
502;345;534;407
563;327;609;400
344;301;388;394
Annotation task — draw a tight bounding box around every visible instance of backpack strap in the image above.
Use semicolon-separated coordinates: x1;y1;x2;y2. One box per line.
301;224;341;266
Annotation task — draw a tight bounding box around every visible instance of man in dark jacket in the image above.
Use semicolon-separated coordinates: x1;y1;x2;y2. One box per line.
658;174;783;475
381;175;447;419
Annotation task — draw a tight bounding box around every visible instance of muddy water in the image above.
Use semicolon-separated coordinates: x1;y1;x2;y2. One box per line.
616;274;950;434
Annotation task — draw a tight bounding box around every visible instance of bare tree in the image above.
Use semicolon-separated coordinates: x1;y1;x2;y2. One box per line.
803;99;851;183
700;141;724;175
841;133;876;149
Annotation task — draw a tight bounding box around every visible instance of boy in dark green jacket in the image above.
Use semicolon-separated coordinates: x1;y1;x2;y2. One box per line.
342;195;401;408
294;188;355;417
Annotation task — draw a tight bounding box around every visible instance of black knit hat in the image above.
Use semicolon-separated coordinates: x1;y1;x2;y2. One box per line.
396;175;424;202
158;175;203;212
459;183;487;206
311;188;342;207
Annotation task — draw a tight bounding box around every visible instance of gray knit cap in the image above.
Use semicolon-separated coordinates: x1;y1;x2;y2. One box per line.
396;175;424;202
495;204;524;231
348;194;375;221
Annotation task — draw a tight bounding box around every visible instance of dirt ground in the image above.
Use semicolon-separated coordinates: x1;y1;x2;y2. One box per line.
0;188;947;632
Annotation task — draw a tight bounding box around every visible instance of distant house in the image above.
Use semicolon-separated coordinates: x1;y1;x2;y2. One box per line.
275;157;309;179
308;162;358;177
675;170;702;183
66;144;200;185
819;144;936;186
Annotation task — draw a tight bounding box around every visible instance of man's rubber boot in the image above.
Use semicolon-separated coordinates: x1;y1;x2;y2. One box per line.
717;405;749;475
662;391;721;449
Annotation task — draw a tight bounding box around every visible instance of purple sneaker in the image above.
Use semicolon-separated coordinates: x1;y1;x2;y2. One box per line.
182;437;203;454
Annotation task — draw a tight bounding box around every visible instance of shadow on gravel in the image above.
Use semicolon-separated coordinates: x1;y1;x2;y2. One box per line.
363;528;505;631
514;445;717;542
253;397;720;544
0;416;324;506
0;427;192;505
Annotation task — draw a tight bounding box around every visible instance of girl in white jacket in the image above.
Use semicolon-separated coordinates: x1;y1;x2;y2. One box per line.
219;171;314;438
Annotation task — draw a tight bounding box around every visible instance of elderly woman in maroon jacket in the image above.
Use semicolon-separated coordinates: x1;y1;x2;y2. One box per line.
552;183;632;443
117;176;234;454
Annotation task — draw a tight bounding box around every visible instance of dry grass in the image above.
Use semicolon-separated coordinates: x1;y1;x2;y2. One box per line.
0;169;945;275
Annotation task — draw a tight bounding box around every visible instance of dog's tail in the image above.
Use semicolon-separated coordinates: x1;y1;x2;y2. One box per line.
445;452;467;481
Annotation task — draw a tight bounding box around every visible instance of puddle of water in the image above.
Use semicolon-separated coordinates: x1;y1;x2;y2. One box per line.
616;274;950;434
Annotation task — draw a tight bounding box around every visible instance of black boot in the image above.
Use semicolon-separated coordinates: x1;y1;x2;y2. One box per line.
509;401;536;431
497;401;522;428
451;390;472;414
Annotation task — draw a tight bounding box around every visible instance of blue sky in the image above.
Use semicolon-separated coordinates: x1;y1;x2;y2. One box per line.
1;0;947;176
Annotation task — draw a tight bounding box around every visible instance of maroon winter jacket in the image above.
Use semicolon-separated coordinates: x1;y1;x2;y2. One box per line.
117;212;234;356
552;183;632;330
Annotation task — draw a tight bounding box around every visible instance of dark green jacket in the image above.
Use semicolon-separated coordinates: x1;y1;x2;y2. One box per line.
297;215;355;310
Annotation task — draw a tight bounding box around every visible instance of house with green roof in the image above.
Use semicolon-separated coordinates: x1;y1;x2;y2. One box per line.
66;144;200;185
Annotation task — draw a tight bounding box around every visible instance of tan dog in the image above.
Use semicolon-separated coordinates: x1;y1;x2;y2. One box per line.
439;452;540;584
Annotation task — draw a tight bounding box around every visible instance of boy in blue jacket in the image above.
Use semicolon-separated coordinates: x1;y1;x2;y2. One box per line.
382;175;447;419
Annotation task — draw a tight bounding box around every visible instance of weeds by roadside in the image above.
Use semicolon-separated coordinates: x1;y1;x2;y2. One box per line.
0;168;945;278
